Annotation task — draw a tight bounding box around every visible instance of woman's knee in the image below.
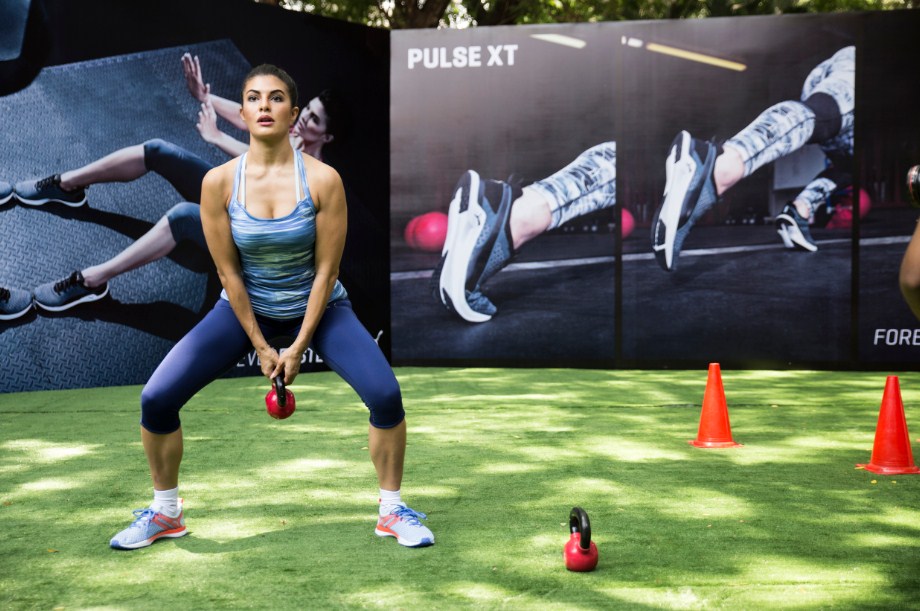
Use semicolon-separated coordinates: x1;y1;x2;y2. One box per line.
143;138;174;167
367;378;405;429
140;384;181;434
165;202;205;248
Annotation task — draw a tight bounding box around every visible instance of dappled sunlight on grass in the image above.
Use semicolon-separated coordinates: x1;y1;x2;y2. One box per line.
405;484;457;500
549;477;625;498
4;368;920;609
0;463;29;475
869;505;920;532
656;488;752;519
781;435;870;451
300;489;376;505
475;461;542;474
583;436;688;462
181;478;267;495
265;457;353;475
10;477;84;498
191;518;289;543
738;554;884;585
345;586;428;609
81;545;236;591
737;584;886;609
2;439;101;462
610;586;708;609
446;582;515;604
705;437;869;466
528;532;570;556
416;418;577;437
850;532;919;547
516;444;587;463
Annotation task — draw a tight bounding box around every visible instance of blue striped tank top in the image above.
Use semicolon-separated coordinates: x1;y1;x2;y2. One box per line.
220;150;347;319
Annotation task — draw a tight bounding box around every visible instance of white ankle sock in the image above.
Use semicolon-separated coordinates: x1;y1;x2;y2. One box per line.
151;487;180;518
379;488;404;516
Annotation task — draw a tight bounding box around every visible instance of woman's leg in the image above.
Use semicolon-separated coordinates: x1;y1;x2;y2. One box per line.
60;145;148;189
140;300;251;489
310;300;405;490
81;202;204;288
81;216;177;288
309;300;433;546
141;139;213;203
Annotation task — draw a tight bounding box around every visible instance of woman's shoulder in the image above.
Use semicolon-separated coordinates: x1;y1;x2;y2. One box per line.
201;156;240;201
301;152;341;187
204;156;240;186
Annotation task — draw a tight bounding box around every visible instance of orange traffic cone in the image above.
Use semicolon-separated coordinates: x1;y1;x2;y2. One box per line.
857;376;920;475
689;363;742;448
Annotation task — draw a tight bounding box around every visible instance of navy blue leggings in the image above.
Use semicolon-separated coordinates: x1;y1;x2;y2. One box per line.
140;299;404;433
143;138;213;203
165;202;205;250
143;139;212;251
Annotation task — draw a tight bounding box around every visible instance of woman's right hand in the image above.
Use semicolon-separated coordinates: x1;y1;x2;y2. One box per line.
196;96;221;144
257;345;280;380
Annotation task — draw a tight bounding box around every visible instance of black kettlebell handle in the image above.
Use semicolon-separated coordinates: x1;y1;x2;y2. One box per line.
274;376;286;408
569;506;591;549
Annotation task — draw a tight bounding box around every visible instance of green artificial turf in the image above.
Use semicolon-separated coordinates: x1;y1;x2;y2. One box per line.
2;367;920;609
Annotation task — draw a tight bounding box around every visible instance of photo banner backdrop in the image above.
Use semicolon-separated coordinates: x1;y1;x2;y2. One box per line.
617;15;858;366
0;0;390;392
391;24;619;367
3;4;919;393
391;10;920;370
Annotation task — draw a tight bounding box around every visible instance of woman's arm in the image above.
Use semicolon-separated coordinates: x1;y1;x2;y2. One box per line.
273;158;348;385
200;164;279;378
900;217;920;321
209;91;248;132
181;53;248;132
196;99;249;158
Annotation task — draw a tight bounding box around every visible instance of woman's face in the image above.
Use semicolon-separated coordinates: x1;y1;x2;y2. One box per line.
292;97;331;146
240;74;298;137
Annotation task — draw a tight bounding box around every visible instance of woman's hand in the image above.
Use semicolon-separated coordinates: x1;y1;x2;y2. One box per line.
290;111;309;140
270;348;304;386
257;345;281;380
196;96;220;144
181;53;209;103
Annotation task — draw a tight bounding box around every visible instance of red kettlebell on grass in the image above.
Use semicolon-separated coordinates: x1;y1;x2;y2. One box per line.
564;506;598;572
265;376;296;420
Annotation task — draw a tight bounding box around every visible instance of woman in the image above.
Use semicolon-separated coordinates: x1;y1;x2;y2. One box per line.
23;52;343;313
109;64;433;550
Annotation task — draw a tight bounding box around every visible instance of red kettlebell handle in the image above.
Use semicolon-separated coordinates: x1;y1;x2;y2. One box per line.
274;376;286;408
569;506;591;550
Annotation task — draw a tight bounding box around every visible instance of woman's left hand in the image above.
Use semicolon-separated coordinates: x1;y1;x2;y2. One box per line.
271;348;304;386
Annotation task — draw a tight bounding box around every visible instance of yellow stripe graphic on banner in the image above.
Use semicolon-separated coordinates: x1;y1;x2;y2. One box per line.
529;34;587;49
645;42;746;72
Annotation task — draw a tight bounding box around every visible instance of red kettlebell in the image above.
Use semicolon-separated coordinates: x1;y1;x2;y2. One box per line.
564;507;598;572
265;376;296;420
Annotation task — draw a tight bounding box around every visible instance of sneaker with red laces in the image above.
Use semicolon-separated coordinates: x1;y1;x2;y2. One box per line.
110;501;187;550
375;505;434;548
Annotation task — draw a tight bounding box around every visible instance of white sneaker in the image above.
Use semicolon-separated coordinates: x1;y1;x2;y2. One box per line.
109;500;187;550
375;505;434;548
652;130;720;272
